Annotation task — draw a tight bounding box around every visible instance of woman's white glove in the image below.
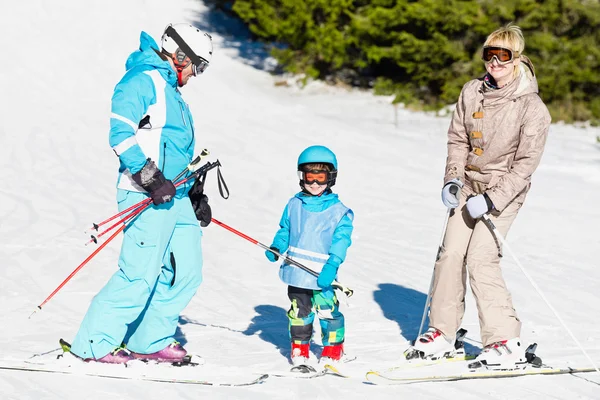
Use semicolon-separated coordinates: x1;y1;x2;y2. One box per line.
441;178;463;208
466;193;495;219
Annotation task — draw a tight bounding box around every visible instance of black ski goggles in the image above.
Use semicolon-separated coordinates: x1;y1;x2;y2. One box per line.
192;58;209;76
482;46;519;64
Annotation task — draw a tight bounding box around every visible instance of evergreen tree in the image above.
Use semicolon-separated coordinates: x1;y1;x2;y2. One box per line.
218;0;600;122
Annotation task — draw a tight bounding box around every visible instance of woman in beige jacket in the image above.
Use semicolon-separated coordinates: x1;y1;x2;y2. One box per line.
412;24;551;370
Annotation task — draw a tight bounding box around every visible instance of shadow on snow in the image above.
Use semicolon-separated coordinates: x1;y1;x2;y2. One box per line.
373;283;479;355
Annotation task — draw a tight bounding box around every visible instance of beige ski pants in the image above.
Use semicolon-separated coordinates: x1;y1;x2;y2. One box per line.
429;189;522;346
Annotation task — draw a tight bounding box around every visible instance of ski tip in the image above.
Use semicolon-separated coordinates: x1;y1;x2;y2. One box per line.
365;371;381;382
323;364;349;378
258;373;269;382
59;338;71;353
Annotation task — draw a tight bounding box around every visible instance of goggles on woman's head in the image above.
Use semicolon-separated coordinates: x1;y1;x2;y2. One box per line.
482;46;519;64
298;170;329;185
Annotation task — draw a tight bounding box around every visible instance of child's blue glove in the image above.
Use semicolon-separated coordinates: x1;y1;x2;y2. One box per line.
317;263;338;289
265;246;279;262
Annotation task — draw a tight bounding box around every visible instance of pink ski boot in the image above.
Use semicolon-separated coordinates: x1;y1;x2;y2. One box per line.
129;341;187;363
89;347;133;364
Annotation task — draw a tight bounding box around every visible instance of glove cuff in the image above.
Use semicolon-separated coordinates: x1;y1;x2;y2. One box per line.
483;193;495;211
444;178;464;188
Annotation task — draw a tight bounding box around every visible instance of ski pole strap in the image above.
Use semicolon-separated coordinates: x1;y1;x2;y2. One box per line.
189;160;229;200
216;167;229;199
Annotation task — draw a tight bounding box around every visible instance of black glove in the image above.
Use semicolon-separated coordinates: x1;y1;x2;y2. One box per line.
189;178;212;227
132;159;176;205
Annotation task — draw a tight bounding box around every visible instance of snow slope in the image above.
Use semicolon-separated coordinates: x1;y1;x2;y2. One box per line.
1;0;599;398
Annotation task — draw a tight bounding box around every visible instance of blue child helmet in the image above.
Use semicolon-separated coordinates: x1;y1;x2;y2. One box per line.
297;145;338;188
297;145;338;170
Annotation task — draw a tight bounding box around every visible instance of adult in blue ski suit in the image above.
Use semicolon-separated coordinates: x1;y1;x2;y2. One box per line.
265;146;354;365
70;24;213;363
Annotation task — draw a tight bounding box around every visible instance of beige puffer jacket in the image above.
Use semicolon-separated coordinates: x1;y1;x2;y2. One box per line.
444;56;551;212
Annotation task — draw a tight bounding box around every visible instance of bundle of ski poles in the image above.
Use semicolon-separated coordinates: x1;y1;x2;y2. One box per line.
83;149;218;246
30;150;221;317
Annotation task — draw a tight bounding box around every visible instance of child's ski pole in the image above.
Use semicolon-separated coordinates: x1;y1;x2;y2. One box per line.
210;218;354;297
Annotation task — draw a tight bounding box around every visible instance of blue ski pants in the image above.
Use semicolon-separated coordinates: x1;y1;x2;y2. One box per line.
70;189;203;359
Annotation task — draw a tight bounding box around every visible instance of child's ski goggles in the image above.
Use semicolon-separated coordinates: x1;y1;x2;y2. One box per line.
482;46;519;64
298;170;329;185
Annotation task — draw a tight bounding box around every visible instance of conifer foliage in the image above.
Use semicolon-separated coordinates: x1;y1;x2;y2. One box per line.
216;0;600;123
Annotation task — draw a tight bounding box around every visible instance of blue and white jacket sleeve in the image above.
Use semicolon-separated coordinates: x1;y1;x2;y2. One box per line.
108;73;156;175
270;204;291;253
327;211;354;268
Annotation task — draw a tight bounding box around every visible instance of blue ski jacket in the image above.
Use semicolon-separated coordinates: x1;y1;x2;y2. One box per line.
270;191;354;290
108;31;195;192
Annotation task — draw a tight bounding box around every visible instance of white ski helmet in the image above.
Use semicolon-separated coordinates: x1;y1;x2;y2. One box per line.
161;23;213;76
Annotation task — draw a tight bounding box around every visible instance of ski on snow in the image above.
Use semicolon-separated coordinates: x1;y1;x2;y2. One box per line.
0;339;268;387
365;365;597;385
0;362;268;386
58;338;206;367
271;355;357;379
270;364;349;379
367;340;596;385
367;330;598;385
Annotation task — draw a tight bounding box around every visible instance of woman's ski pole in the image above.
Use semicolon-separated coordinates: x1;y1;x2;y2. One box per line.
211;218;354;297
482;214;600;375
31;154;216;317
416;207;452;340
29;203;150;318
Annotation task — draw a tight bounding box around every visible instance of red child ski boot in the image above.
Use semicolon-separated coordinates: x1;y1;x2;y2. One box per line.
320;343;344;363
291;342;310;366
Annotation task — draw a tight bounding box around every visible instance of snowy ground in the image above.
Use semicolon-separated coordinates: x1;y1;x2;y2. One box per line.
1;0;599;399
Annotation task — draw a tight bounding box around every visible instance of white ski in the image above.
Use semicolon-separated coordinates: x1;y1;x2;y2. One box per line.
0;361;268;387
365;365;596;385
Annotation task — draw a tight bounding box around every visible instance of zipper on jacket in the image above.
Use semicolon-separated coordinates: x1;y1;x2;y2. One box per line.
186;103;194;152
161;142;167;172
179;102;187;127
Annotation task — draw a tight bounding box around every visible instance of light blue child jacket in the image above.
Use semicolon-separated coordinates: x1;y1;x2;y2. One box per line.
271;192;353;290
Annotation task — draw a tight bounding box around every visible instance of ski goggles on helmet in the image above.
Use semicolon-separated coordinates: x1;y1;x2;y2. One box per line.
191;58;209;76
482;46;519;64
164;25;210;76
298;170;329;185
172;53;209;76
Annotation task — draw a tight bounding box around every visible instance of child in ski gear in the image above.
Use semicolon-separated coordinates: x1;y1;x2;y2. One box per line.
70;23;213;364
414;24;550;370
265;145;354;366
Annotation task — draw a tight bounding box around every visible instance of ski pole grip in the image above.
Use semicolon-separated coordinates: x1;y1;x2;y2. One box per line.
333;282;353;297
